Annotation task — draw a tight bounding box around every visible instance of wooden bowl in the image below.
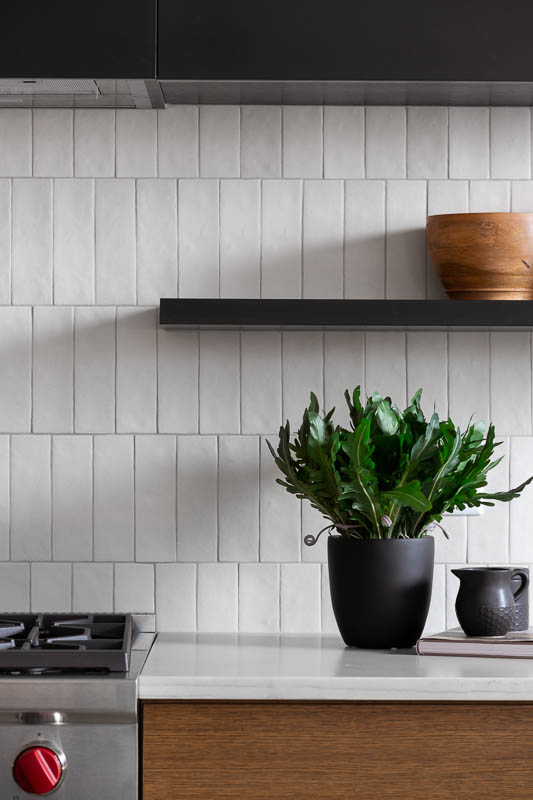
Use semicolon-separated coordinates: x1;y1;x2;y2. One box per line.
427;212;533;300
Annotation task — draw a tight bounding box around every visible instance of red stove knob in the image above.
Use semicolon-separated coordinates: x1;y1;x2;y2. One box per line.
13;746;64;795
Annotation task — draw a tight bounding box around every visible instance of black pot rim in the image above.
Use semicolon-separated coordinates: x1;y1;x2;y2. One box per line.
328;535;434;545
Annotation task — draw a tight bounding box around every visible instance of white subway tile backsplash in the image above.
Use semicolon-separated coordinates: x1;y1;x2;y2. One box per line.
33;306;74;433
261;179;302;299
157;106;198;178
407;331;447;419
135;435;177;562
93;436;134;561
115;563;154;613
469;180;510;212
155;563;196;631
241;332;282;434
197;563;238;631
344;180;385;298
52;436;92;561
282;331;323;425
11;435;51;561
490;107;531;179
303;180;343;298
199;331;240;433
177;436;218;561
12;178;52;304
73;562;113;612
53;179;95;304
427;180;468;298
0;179;10;304
510;438;533;562
199;106;240;177
280;563;321;633
320;566;338;635
512;180;533;211
33;110;73;177
449;107;490;179
448;332;490;430
434;517;467;564
74;110;115;177
0;110;31;176
301;501;329;563
0;563;30;611
31;563;71;612
323;107;364;179
239;563;279;632
0;437;8;559
365;107;406;179
407;107;448;179
259;436;301;563
386;180;427;299
0;307;31;432
178;179;219;298
220;180;260;298
74;307;115;433
137;179;178;305
116;110;157;177
365;332;407;406
241;107;282;178
468;438;510;563
219;436;259;562
95;179;136;304
282;107;322;178
158;330;198;433
490;333;531;435
116;308;157;433
423;564;446;635
324;332;364;428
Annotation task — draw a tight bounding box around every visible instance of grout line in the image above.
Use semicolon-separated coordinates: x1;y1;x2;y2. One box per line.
446;106;450;180
321;105;325;180
49;434;53;562
8;178;12;305
113;110;117;179
259;179;263;298
196;107;200;177
216;435;220;562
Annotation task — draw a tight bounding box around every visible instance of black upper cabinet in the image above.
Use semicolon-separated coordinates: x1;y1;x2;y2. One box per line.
0;0;156;78
158;0;533;82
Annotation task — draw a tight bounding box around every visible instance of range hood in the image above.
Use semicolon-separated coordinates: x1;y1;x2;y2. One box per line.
2;0;533;108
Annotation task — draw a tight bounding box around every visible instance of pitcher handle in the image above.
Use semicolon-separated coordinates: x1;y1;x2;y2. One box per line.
512;569;529;602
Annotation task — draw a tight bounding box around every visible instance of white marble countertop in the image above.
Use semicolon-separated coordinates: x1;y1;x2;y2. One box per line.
139;633;533;701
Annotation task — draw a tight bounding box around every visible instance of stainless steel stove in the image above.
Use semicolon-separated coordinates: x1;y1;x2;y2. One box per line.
0;613;154;799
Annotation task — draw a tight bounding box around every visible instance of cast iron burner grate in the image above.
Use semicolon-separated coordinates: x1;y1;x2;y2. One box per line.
0;613;132;672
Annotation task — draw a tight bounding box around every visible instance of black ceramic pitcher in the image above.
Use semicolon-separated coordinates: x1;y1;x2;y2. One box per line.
452;567;529;637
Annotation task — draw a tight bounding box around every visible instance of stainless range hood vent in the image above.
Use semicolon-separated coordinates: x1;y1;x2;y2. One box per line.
0;79;165;108
0;78;98;96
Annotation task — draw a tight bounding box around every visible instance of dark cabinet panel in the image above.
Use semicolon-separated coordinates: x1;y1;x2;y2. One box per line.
0;0;156;78
158;0;533;82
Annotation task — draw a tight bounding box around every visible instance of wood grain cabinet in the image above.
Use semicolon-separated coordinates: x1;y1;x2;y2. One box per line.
142;701;533;799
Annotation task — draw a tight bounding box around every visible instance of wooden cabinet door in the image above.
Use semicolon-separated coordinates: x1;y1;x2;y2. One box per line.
143;701;533;799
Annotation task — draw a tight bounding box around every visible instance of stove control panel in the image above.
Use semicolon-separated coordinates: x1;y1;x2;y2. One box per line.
13;745;65;795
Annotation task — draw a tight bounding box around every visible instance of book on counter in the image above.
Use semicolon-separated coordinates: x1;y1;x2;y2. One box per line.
416;627;533;658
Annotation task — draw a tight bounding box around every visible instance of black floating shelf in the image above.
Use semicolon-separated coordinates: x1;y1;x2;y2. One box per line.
159;299;533;330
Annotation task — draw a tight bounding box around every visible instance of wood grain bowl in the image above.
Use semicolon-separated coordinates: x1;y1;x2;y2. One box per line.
427;212;533;300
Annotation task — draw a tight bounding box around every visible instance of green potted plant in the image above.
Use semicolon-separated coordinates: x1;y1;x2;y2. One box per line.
268;387;533;649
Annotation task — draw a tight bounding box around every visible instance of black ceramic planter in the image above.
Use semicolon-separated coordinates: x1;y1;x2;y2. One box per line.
328;535;434;649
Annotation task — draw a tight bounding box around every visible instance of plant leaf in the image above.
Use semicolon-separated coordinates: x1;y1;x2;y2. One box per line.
380;481;432;512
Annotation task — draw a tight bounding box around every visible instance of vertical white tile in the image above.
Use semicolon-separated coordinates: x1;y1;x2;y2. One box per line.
434;516;467;564
448;332;490;429
510;438;533;562
365;107;406;179
282;331;323;425
427;180;469;298
469;180;510;212
303;180;343;298
365;332;407;406
178;179;219;297
491;333;531;435
0;179;10;304
115;563;154;613
74;109;115;177
135;435;177;562
407;107;448;179
0;110;31;176
260;436;301;562
323;107;364;179
0;307;31;432
321;565;338;635
95;179;135;304
199;331;240;433
344;180;386;299
239;564;280;632
12;179;52;304
386;180;427;299
449;108;490;179
33;110;73;177
53;178;94;304
469;438;510;563
0;437;8;559
512;181;533;211
241;332;282;434
324;332;365;428
157;106;198;177
219;436;259;562
491;108;530;179
199;106;240;177
116;109;157;177
423;564;446;636
73;563;113;612
155;563;197;631
407;331;448;419
31;563;71;612
197;563;238;632
241;107;282;178
177;436;218;561
282;107;322;178
116;308;157;433
11;435;51;561
33;306;74;433
220;180;260;298
74;307;115;433
52;435;92;561
0;563;30;611
158;330;198;433
280;563;321;633
137;179;178;304
94;436;134;561
261;179;302;299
